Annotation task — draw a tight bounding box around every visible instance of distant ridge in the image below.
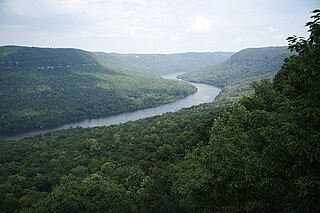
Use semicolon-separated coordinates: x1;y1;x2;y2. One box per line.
0;45;99;69
94;51;234;75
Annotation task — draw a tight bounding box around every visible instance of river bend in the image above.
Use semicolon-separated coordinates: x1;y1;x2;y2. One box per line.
1;73;221;140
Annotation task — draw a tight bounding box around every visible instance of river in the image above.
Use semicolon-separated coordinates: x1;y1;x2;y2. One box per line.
1;73;221;141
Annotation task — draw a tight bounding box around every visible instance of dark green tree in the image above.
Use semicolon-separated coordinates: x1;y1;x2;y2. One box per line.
34;174;133;213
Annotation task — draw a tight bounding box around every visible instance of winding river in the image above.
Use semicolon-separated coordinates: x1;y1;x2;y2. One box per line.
1;73;221;141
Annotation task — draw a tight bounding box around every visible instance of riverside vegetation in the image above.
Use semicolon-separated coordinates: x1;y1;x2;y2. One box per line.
0;9;319;212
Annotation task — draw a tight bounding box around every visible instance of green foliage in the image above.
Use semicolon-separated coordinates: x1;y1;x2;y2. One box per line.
0;46;196;135
34;174;133;213
0;100;223;212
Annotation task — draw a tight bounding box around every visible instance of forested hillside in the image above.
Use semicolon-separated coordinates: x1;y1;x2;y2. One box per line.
94;52;234;75
180;46;293;105
0;101;225;212
0;46;196;135
0;9;319;213
179;46;291;87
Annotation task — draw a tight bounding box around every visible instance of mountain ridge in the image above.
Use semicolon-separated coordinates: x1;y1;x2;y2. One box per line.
94;51;234;75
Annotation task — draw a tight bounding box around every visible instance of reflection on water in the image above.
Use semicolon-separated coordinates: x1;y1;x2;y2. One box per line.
1;73;221;140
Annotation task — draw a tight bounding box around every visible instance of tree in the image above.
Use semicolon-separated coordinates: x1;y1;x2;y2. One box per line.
34;174;133;213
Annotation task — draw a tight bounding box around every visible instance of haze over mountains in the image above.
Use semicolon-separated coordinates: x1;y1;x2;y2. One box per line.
94;52;234;75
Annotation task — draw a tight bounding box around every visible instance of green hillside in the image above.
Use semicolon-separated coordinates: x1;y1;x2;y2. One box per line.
0;46;196;135
180;46;293;105
180;46;291;87
94;52;234;75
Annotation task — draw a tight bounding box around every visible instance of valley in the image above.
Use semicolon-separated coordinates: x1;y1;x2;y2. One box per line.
2;46;220;136
0;44;295;212
0;9;319;212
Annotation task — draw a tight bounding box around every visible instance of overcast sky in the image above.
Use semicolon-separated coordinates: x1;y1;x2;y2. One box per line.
0;0;318;53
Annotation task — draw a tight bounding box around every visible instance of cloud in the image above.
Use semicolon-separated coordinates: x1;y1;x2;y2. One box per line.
272;33;286;39
133;0;147;6
236;37;259;42
267;27;275;32
189;16;217;33
1;0;170;37
0;0;315;53
169;35;180;41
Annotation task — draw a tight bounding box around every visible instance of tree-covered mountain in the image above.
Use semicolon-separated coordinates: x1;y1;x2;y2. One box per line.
0;46;196;135
179;46;293;105
179;46;291;87
94;52;234;75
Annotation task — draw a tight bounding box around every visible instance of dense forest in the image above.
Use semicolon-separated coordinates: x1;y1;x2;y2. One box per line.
0;9;319;213
0;47;196;135
94;52;234;75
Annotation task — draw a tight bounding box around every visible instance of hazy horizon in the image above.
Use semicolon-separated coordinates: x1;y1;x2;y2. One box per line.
0;0;318;53
0;44;290;54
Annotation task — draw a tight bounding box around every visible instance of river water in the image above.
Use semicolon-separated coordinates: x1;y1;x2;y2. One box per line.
1;73;221;140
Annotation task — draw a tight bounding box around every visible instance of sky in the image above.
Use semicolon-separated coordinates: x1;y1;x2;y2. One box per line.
0;0;318;53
